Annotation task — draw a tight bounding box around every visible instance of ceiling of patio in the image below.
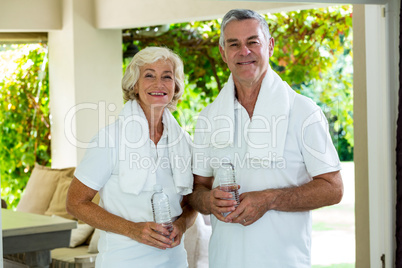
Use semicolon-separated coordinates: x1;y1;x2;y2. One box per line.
0;0;332;32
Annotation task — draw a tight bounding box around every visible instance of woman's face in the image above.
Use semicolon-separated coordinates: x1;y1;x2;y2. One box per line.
135;59;175;111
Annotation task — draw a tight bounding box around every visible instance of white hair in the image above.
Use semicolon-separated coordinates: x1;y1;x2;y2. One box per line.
219;9;271;49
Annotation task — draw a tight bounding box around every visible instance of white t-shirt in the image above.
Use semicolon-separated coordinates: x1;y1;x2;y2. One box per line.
75;121;187;268
193;95;341;268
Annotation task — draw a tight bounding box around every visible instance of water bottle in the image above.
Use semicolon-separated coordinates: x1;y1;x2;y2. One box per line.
217;162;239;216
151;184;173;237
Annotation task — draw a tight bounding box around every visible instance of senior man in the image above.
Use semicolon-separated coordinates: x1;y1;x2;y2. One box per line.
189;9;343;268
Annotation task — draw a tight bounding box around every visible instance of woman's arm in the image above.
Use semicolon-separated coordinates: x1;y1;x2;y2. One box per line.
66;177;174;249
169;195;197;247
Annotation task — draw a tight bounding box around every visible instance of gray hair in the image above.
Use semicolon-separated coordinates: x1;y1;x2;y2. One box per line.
122;46;185;111
219;9;271;49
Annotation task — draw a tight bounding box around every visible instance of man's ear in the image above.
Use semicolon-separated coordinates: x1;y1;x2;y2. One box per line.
268;38;275;57
219;45;227;63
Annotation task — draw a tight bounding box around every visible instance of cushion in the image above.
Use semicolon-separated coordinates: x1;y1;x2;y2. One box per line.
45;175;75;220
91;192;100;205
51;246;96;267
183;213;211;268
16;163;75;214
70;223;95;248
88;228;100;253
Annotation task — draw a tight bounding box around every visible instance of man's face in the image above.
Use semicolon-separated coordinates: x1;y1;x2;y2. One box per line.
219;19;274;87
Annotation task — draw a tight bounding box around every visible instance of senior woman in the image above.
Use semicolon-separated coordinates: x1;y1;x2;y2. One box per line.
66;47;196;268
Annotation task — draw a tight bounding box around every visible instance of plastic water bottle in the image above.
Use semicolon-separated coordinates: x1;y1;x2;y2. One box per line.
217;162;239;216
151;184;173;237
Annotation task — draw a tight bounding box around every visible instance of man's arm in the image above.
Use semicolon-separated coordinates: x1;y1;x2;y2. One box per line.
226;170;343;226
188;174;238;222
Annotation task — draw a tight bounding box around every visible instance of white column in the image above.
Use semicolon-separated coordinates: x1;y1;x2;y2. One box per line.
365;4;388;267
48;0;123;168
350;2;399;266
353;5;370;268
365;3;398;267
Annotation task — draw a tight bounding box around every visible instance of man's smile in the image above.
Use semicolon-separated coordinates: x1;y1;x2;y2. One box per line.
237;60;256;65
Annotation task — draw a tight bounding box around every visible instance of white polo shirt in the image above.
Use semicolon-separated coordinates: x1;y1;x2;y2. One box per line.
193;94;341;268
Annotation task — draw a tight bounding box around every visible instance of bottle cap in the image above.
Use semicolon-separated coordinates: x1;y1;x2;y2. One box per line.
153;184;163;192
217;166;235;185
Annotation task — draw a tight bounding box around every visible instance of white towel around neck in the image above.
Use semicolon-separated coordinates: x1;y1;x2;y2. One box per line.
206;65;294;162
118;100;193;195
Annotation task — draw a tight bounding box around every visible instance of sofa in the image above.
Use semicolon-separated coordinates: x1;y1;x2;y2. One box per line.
5;163;211;268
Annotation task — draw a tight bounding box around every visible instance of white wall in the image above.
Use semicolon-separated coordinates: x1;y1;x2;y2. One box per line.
48;0;123;167
94;0;327;29
0;0;62;31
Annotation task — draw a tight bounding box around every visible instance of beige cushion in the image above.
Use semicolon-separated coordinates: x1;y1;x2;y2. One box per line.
16;164;75;214
70;223;95;248
45;175;75;220
88;228;100;253
91;192;100;205
51;245;96;265
183;213;211;268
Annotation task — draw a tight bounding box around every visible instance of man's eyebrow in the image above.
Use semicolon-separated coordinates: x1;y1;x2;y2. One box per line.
226;38;239;43
226;35;260;43
247;35;260;40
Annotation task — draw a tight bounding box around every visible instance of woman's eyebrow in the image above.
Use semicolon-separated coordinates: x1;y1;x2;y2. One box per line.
143;68;155;72
143;69;173;74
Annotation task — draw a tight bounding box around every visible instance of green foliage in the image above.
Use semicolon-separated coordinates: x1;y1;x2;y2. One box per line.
267;6;353;85
268;6;354;160
0;44;50;209
124;5;354;158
